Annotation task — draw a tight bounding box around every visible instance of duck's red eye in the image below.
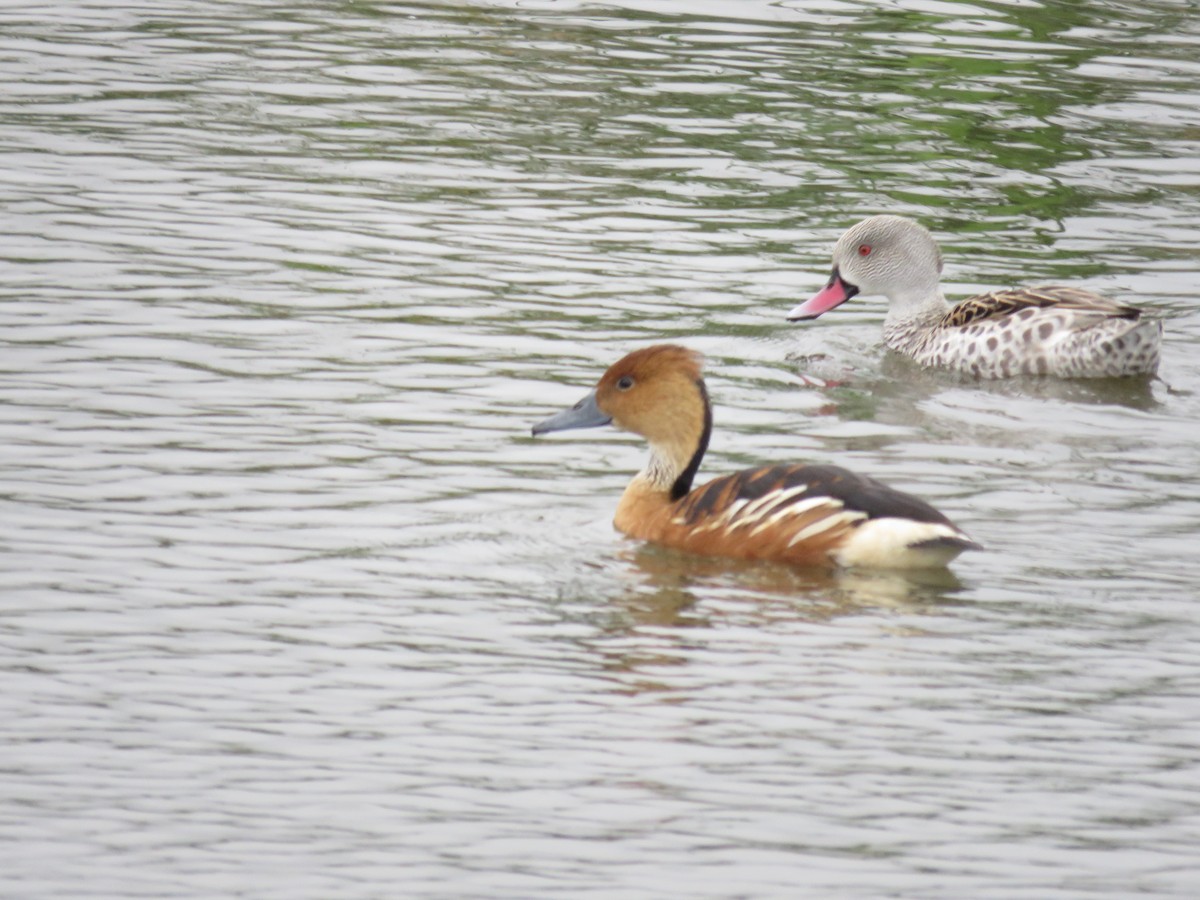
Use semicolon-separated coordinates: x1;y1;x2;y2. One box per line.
858;244;872;257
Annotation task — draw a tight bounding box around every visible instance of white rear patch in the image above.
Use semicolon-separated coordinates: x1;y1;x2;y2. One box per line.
832;518;973;569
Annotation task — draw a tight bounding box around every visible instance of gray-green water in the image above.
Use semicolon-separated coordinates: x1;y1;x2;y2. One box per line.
2;2;1199;896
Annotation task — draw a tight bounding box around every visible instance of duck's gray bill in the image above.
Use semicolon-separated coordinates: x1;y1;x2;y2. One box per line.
531;390;612;436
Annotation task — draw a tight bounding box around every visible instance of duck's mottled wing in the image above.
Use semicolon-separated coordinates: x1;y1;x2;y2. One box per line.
669;464;967;564
677;464;953;525
943;286;1142;328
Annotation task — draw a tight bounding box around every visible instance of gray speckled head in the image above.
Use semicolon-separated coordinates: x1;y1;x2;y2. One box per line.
831;216;945;316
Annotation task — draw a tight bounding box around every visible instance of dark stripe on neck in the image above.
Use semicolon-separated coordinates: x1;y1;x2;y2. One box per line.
669;377;712;501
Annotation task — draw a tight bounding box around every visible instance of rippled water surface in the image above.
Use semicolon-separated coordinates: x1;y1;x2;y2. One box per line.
3;1;1200;896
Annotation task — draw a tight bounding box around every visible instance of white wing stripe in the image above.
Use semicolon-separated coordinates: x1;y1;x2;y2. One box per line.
785;511;867;548
676;497;748;532
729;484;811;528
735;490;794;524
747;496;835;538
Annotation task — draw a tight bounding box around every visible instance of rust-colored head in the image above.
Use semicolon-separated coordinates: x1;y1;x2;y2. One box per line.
531;345;711;491
593;344;705;440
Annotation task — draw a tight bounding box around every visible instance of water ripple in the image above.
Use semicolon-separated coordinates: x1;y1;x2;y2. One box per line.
2;1;1200;897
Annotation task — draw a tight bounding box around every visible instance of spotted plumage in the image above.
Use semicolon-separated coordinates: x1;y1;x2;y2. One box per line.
787;216;1162;379
532;345;979;569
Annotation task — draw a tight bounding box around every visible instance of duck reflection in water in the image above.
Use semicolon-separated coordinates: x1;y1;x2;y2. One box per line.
580;544;971;695
612;542;969;629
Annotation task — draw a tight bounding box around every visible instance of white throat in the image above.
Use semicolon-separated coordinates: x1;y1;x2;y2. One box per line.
637;441;684;491
883;285;950;327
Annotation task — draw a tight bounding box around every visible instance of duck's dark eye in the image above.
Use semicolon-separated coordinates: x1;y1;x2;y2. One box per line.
616;375;635;391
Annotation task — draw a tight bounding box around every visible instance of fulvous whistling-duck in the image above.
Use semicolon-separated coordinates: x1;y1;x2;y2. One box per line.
532;344;980;569
787;215;1161;378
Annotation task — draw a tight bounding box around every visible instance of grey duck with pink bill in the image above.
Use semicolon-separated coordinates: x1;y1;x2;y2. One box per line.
787;215;1162;379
